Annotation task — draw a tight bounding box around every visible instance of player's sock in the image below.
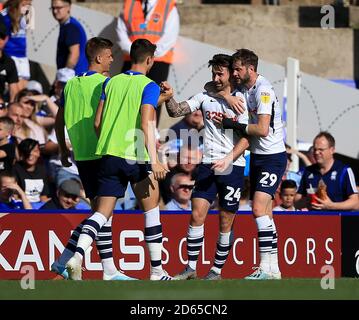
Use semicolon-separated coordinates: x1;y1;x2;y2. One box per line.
75;212;108;259
211;231;234;275
58;219;86;266
255;215;273;274
96;216;117;276
144;207;163;274
270;218;280;274
187;224;204;271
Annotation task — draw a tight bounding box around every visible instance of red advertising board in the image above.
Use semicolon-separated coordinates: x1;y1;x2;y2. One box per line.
0;212;341;279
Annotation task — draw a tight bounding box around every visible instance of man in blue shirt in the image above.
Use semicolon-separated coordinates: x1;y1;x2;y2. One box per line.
51;0;88;75
296;132;359;211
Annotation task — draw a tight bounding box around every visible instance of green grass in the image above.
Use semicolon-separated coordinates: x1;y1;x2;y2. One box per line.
1;279;359;300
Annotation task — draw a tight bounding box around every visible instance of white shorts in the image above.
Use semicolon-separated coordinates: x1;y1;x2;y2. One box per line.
11;56;30;80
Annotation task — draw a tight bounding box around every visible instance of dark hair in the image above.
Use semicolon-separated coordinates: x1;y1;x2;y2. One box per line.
314;131;335;148
130;39;156;64
85;37;113;64
0;116;14;131
280;179;297;192
0;170;16;180
208;54;232;70
57;0;71;4
18;138;39;159
232;49;258;72
15;89;34;102
0;21;8;40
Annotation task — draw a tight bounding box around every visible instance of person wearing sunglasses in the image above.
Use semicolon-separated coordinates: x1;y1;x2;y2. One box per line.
165;173;194;210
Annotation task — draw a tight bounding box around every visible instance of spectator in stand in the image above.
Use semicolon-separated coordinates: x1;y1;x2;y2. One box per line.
13;138;50;207
116;0;180;123
0;116;15;171
7;101;46;145
160;144;202;204
0;96;8;116
273;179;301;212
165;173;194;210
1;0;32;90
43;127;81;188
0;20;18;101
16;88;58;129
0;170;31;209
296;132;359;211
51;0;88;75
51;67;75;104
40;179;89;210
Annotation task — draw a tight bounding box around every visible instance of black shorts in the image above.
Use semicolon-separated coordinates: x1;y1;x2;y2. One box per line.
97;155;151;198
76;159;102;200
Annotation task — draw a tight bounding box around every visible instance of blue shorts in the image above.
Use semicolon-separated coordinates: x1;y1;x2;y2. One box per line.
97;156;151;198
250;151;287;199
76;159;102;200
192;163;245;212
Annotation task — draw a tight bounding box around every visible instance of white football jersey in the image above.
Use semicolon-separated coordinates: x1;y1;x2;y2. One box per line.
241;75;285;155
187;90;249;167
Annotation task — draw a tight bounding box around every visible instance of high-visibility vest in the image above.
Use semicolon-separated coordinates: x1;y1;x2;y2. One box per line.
123;0;176;63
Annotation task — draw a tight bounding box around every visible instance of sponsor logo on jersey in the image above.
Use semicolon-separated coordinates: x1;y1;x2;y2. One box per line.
260;92;270;104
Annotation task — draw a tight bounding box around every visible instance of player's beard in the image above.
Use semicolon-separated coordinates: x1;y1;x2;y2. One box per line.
238;70;251;86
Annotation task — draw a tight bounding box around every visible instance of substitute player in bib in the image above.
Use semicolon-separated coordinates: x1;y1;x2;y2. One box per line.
162;54;250;280
66;38;173;281
216;49;286;280
54;37;135;281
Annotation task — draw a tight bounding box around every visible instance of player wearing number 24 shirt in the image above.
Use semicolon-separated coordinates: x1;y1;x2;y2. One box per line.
214;49;286;280
161;54;250;280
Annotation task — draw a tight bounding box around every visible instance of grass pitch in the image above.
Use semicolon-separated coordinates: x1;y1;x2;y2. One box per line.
0;279;359;300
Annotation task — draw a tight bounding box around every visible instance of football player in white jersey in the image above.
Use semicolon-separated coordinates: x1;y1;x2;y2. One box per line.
213;49;287;280
161;54;249;280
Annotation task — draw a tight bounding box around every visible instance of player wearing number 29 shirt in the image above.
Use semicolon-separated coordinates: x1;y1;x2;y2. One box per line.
161;54;249;280
220;49;286;280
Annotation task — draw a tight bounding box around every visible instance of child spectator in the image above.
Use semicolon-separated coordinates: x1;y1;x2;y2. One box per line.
0;116;15;171
13;138;50;207
273;179;300;212
0;170;31;209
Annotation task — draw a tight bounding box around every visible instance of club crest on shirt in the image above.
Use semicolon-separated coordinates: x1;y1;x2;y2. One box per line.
152;13;161;23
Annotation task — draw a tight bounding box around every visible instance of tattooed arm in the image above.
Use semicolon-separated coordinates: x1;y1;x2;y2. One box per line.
165;98;192;118
160;81;193;118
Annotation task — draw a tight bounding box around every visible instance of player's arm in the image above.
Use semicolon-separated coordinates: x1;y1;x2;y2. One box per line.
141;82;169;180
141;104;168;180
165;98;192;117
55;94;71;167
160;81;192;117
204;81;245;114
94;99;105;137
94;78;110;137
